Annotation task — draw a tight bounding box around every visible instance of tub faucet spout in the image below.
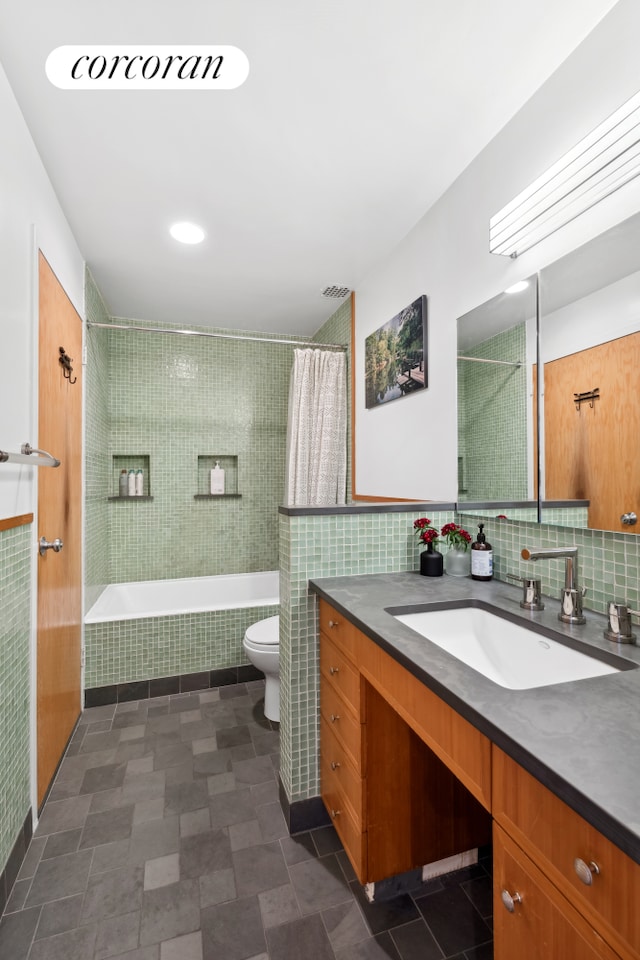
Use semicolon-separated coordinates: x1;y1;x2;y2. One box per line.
521;546;586;625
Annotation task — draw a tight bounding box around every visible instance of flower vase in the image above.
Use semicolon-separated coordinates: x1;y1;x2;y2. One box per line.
420;543;443;577
445;545;470;577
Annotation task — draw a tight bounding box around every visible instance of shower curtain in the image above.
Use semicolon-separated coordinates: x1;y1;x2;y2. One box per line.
285;348;347;505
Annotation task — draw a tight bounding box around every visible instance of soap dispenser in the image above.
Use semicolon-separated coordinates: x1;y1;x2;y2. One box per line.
210;460;225;495
471;523;493;581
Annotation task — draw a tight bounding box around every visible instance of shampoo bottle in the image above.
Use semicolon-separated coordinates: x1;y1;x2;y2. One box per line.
471;523;493;581
210;461;225;495
135;469;144;496
119;469;128;497
127;468;136;496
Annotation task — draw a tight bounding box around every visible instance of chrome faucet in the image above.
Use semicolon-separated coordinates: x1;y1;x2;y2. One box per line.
521;546;586;625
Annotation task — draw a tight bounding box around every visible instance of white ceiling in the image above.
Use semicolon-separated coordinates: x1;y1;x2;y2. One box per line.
0;0;620;336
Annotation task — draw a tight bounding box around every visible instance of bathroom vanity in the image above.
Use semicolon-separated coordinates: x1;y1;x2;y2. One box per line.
310;573;640;960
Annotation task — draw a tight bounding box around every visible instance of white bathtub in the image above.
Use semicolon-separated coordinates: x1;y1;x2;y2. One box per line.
85;570;279;624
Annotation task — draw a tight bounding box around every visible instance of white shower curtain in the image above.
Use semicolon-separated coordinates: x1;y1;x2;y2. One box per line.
285;348;347;506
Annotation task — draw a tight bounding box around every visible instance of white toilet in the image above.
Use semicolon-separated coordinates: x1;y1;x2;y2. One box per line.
242;614;280;722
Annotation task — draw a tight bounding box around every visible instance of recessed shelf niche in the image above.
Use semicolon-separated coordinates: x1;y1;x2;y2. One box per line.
108;454;153;500
195;454;241;499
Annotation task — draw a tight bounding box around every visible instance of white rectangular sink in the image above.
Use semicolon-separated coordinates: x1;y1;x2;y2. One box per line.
393;607;620;689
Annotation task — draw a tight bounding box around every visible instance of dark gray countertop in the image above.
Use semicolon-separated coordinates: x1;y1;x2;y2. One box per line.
309;571;640;865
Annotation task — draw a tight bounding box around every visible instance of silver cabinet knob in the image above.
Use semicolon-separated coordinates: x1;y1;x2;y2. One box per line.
330;761;341;770
330;714;340;723
574;858;600;885
329;666;339;675
501;889;523;913
621;512;637;526
330;808;341;819
328;619;339;628
39;536;64;556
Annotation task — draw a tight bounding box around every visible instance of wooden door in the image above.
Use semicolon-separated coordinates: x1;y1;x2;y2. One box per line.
543;332;640;532
37;252;83;807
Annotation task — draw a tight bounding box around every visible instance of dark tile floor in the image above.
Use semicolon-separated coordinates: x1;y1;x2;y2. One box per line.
0;680;493;959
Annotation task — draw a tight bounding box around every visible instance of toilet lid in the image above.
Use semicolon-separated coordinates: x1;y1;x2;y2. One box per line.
245;614;279;645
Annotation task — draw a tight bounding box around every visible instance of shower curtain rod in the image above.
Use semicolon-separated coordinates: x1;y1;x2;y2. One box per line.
457;355;522;368
87;321;347;351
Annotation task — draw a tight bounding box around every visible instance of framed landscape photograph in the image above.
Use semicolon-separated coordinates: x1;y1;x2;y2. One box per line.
365;295;427;408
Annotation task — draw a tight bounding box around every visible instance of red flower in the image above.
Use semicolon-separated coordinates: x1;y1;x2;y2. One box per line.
413;517;432;529
440;522;472;549
413;517;441;548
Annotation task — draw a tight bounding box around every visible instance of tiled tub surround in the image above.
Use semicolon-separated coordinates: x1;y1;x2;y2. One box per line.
0;523;32;913
84;572;279;693
277;504;640;816
83;292;352;600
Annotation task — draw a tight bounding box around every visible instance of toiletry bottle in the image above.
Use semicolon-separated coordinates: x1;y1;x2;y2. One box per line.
210;460;225;495
471;523;493;581
119;469;128;497
135;469;144;496
127;468;136;496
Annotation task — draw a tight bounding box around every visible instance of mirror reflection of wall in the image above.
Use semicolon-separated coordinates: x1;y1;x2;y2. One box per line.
539;210;640;534
457;277;537;506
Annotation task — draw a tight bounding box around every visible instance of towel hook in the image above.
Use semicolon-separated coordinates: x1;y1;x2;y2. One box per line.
59;346;77;384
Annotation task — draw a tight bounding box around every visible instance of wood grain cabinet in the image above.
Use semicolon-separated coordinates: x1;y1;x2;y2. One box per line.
493;747;640;960
319;600;491;885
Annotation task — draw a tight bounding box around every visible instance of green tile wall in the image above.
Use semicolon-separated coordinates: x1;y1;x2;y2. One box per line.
0;523;31;879
458;323;528;500
84;602;277;687
279;508;454;802
279;507;640;806
83;292;352;689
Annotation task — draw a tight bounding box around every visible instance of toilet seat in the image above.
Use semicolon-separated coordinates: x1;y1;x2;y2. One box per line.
244;614;279;646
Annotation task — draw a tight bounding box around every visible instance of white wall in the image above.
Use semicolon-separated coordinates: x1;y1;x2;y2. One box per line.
0;61;84;521
354;0;640;500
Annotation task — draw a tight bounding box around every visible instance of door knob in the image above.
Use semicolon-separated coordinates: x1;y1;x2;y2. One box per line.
39;536;64;556
621;512;637;525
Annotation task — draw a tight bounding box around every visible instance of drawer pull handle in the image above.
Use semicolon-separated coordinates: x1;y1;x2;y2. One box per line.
328;619;339;628
330;808;341;818
330;714;340;723
501;889;523;913
329;666;339;675
574;858;600;885
330;761;341;770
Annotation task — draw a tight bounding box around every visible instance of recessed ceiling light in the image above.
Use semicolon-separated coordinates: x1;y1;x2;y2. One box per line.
504;280;529;294
170;221;205;244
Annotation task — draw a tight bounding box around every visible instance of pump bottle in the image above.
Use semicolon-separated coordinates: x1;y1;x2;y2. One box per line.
471;523;493;581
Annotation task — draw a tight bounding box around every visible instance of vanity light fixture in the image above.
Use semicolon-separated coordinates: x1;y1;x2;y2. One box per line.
169;221;205;245
490;88;640;258
504;280;529;294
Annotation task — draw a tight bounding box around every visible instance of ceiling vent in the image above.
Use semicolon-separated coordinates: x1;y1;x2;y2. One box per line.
321;285;351;299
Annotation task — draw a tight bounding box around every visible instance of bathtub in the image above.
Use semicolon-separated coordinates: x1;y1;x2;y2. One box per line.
84;571;279;693
85;570;279;623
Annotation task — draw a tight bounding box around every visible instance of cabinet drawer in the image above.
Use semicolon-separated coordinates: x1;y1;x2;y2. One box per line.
319;601;360;663
321;760;367;882
320;634;362;717
493;824;620;960
493;747;640;960
320;718;364;821
320;680;364;774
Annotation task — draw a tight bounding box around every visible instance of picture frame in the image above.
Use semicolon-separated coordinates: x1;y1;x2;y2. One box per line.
365;295;427;408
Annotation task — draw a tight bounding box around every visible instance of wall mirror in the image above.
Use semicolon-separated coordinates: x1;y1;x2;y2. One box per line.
538;209;640;534
456;274;538;518
456;208;640;535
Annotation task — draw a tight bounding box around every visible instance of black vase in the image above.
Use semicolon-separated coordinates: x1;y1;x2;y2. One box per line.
420;544;443;577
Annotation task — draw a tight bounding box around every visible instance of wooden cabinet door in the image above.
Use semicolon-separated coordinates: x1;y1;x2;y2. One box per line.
543;332;640;532
37;252;83;807
494;825;619;960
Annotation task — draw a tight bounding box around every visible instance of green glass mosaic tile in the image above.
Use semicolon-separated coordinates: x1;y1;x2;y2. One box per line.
0;524;31;878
